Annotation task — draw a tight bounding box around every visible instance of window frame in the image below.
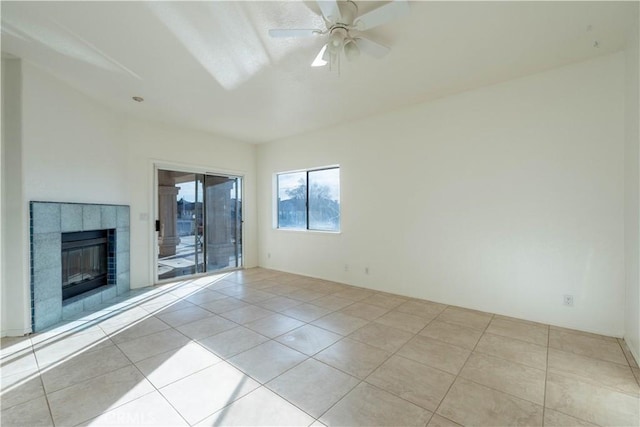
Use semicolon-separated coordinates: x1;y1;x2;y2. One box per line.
274;165;341;233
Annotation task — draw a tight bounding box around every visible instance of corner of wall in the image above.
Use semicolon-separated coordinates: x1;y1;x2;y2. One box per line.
624;3;640;363
1;57;31;336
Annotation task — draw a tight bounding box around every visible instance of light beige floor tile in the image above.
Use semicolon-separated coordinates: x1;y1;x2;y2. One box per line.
312;312;369;335
33;329;112;368
116;328;190;363
198;297;249;314
135;341;221;388
619;338;640;368
543;408;597;426
244;313;305;338
0;396;53;427
289;288;330;302
493;314;547;327
333;288;375;301
366;355;455;411
276;324;342;355
197;326;268;358
320;382;432;426
30;321;105;345
267;358;359;418
143;299;196;315
1;373;46;410
168;284;207;299
96;307;154;329
217;305;274;324
256;296;302;312
340;302;389;321
545;371;640;426
282;303;332;322
184;289;227;305
427;414;461;427
1;347;38;379
105;316;171;344
348;322;414;352
475;333;547;370
159;362;259;425
419;320;482;350
41;345;131;393
397;335;470;375
395;300;447;319
360;293;407;310
375;311;429;333
486;317;548;346
0;336;32;358
229;341;307;383
459;352;546;404
175;315;237;340
436;306;492;331
315;338;391;379
437;378;543;426
47;365;155;426
196;386;314;426
136;293;181;311
548;348;639;396
78;391;188;426
266;284;301;296
312;295;356;311
550;325;619;342
234;289;277;304
549;328;628;365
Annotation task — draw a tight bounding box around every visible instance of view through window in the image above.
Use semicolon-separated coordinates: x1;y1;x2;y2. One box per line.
277;166;340;232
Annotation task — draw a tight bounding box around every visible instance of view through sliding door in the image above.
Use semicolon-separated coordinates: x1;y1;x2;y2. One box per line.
157;168;242;281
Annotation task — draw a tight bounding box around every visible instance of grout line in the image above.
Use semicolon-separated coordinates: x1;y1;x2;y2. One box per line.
430;313;494;423
542;323;551;426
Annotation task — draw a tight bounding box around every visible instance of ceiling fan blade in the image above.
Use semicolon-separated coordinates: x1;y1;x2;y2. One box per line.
354;0;410;31
311;44;329;67
316;0;342;22
356;37;390;59
268;29;319;38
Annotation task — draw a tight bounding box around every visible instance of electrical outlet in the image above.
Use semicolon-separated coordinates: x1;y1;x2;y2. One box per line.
344;264;349;272
267;253;271;259
563;295;574;307
365;267;369;275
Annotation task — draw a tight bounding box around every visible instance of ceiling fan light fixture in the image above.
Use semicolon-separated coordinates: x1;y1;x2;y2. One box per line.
328;27;346;53
344;38;360;61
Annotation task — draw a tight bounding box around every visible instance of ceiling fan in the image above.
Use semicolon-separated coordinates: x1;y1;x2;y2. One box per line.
268;0;409;68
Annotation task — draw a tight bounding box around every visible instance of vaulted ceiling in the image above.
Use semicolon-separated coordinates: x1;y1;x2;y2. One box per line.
2;1;636;143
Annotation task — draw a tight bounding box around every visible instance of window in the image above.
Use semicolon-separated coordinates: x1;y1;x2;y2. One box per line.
277;166;340;232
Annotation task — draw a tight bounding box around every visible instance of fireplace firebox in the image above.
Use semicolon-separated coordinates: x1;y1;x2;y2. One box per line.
61;230;109;300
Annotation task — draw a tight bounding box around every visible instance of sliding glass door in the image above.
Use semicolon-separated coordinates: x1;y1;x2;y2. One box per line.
157;169;242;281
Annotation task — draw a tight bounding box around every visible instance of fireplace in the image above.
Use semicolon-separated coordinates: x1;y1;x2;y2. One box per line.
61;230;109;300
30;201;130;331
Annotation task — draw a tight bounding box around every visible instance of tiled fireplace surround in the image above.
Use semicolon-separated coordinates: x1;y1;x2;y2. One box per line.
29;202;130;331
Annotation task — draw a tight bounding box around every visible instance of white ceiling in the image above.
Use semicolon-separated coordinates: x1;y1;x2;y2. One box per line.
1;1;636;143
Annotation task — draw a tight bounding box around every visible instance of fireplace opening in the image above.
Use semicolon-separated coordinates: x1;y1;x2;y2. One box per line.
61;230;109;300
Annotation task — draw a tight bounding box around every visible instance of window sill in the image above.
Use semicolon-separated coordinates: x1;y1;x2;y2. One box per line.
274;228;342;235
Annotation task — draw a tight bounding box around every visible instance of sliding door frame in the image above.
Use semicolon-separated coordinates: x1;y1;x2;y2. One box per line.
152;161;245;285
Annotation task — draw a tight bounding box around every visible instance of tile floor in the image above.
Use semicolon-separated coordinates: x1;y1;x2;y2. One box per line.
1;268;639;426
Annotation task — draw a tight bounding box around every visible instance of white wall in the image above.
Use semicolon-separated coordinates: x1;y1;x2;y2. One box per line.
624;6;640;362
258;53;626;337
121;117;257;288
1;58;29;336
1;62;257;336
